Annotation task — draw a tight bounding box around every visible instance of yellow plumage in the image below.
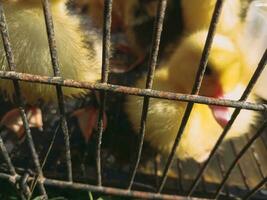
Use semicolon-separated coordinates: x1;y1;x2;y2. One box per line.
121;0;248;59
125;31;256;162
181;0;242;34
0;0;101;104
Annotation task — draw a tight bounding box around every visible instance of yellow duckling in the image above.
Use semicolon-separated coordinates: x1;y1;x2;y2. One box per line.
0;0;101;103
181;0;242;34
0;0;102;139
108;0;245;66
125;31;256;162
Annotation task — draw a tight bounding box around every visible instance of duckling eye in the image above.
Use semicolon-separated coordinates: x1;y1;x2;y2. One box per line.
205;65;213;76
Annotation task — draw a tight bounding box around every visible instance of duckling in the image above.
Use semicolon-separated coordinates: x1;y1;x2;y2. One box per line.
181;0;242;34
121;0;251;63
125;31;256;162
122;0;183;62
241;0;267;99
0;0;102;140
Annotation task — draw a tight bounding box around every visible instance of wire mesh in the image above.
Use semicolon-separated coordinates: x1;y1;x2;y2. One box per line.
0;0;266;199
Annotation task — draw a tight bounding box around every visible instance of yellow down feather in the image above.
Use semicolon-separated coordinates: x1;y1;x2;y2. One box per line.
125;31;256;162
0;0;101;104
181;0;242;34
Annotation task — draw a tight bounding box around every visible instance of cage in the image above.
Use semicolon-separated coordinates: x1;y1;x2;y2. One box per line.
0;0;266;199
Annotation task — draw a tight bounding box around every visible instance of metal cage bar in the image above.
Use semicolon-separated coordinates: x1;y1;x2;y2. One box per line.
0;172;205;200
95;0;113;187
41;0;72;182
128;0;167;190
0;71;265;111
157;0;225;193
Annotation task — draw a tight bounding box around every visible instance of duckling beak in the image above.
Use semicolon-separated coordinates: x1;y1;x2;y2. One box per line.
210;105;231;127
208;82;231;127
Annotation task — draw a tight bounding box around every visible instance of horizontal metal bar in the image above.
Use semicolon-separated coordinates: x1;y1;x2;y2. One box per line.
0;71;265;111
0;173;201;200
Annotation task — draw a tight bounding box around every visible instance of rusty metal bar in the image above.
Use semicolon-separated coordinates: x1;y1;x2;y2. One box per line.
95;0;113;187
0;70;265;112
0;173;203;200
243;177;267;200
41;0;72;182
157;0;225;193
187;48;267;197
213;120;267;199
0;4;47;198
128;0;167;190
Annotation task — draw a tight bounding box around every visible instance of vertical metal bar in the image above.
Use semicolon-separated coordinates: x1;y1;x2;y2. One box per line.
127;0;167;190
41;0;72;182
243;177;267;200
0;4;47;198
157;0;225;193
96;0;112;186
213;121;267;199
187;49;267;197
229;140;250;190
